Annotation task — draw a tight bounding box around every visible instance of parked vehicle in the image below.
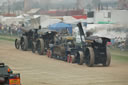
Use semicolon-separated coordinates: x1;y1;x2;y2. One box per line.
0;63;21;85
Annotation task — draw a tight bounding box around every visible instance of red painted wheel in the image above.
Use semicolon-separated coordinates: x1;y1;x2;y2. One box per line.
49;50;52;58
67;54;70;63
46;50;49;57
70;55;75;63
47;50;52;58
70;56;72;63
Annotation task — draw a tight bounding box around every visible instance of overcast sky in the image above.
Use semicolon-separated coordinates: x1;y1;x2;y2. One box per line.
0;0;118;3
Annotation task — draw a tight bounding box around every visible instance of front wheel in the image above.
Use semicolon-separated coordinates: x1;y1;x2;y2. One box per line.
47;50;52;58
67;54;71;63
15;39;20;49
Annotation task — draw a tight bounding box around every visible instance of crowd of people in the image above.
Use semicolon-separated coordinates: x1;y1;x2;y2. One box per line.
0;23;22;36
108;37;128;51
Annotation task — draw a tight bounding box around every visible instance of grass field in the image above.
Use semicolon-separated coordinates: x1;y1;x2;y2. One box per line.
0;35;18;42
111;48;128;63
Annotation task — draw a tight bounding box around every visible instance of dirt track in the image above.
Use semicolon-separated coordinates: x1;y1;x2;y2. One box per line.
0;40;128;85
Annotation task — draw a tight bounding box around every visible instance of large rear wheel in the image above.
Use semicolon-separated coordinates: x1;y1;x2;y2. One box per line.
21;36;28;51
103;48;111;66
32;42;36;53
37;39;44;55
85;47;95;67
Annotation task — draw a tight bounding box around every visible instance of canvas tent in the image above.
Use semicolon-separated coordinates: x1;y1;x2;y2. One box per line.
48;22;72;34
41;18;61;28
